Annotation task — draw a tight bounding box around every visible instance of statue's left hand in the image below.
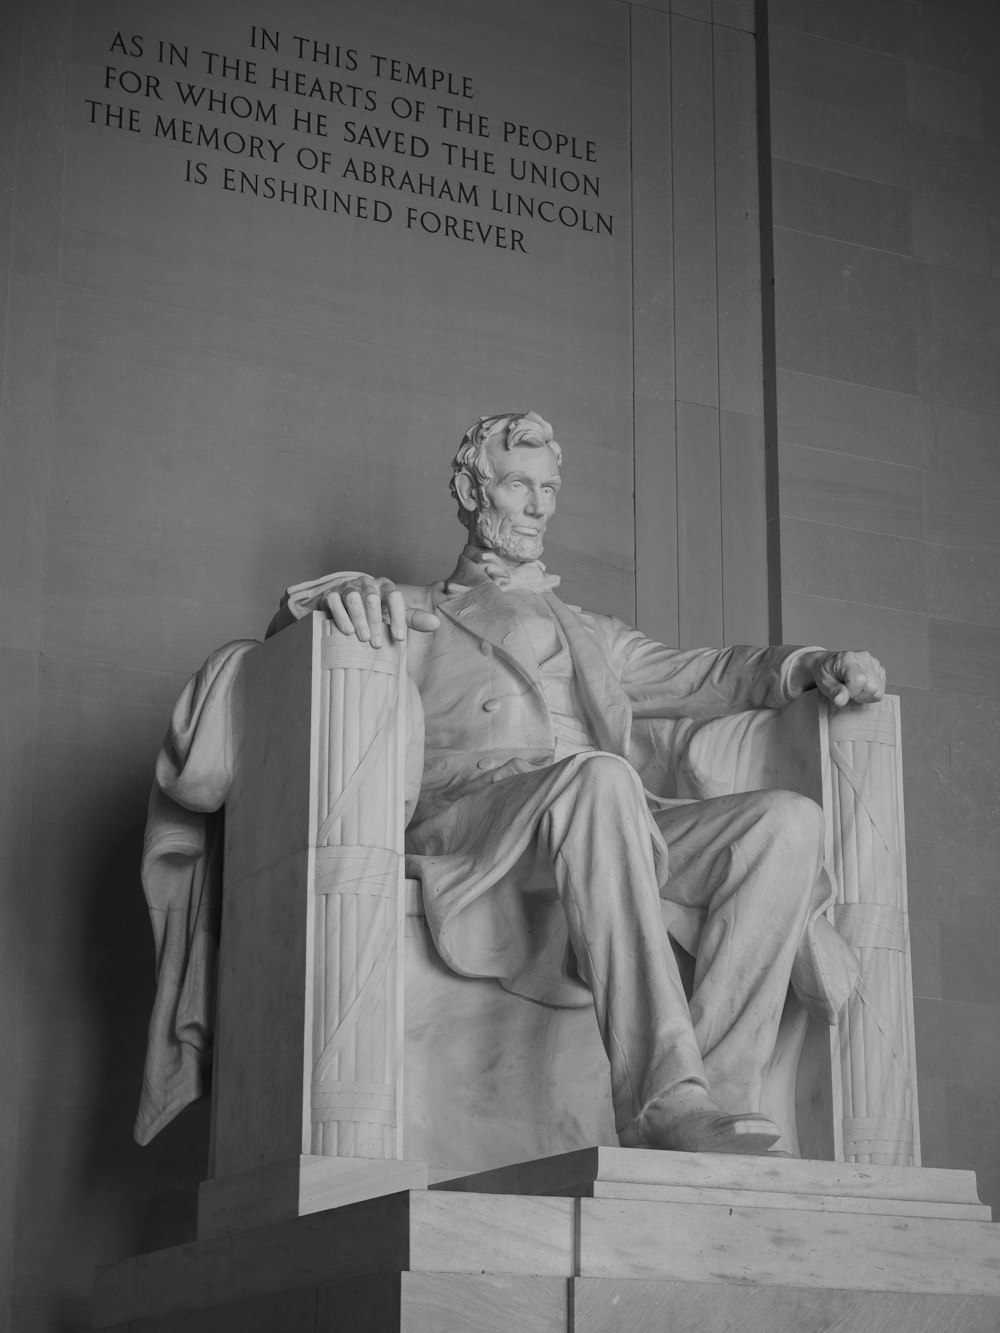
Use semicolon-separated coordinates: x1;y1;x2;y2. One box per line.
810;649;886;707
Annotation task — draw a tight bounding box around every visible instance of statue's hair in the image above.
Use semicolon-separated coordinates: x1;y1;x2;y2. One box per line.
450;412;561;530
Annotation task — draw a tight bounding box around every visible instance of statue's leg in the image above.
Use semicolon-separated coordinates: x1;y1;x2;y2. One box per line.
652;789;825;1115
535;752;710;1128
536;753;780;1152
413;752;781;1150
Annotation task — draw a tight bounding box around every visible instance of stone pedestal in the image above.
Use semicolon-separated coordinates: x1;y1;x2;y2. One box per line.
111;621;962;1329
93;1150;1000;1331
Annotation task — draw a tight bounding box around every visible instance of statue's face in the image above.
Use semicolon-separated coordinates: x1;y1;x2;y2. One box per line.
474;439;561;563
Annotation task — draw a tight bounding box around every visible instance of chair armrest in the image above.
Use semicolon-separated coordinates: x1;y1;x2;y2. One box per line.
631;691;825;805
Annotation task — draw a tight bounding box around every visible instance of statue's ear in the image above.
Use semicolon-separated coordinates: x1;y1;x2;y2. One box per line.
453;470;478;513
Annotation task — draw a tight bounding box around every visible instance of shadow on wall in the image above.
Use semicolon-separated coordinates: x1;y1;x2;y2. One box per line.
81;808;212;1253
17;771;212;1329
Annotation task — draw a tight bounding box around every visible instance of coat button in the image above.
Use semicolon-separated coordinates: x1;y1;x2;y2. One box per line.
480;642;493;656
483;699;501;712
477;757;497;770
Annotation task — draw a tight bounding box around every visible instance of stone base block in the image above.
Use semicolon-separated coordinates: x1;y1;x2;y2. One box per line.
93;1190;574;1329
440;1145;991;1219
92;1273;1000;1333
93;1151;1000;1331
94;1274;569;1333
571;1279;1000;1333
197;1155;429;1239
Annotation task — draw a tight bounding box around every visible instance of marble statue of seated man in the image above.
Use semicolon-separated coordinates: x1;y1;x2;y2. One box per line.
269;411;884;1156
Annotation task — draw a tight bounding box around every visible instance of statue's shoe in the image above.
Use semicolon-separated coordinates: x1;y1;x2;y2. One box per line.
618;1087;780;1155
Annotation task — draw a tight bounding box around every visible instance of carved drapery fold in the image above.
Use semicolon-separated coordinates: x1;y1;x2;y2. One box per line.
310;628;407;1160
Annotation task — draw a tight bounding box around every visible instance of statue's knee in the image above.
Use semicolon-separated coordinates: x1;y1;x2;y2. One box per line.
571;751;640;800
755;789;824;850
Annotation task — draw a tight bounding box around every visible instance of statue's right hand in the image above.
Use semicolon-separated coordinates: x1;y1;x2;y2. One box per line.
323;575;440;648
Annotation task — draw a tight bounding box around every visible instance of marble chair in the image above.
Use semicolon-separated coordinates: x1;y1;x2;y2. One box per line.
195;612;920;1235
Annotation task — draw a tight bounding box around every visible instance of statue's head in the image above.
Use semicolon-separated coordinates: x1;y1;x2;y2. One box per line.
450;412;562;563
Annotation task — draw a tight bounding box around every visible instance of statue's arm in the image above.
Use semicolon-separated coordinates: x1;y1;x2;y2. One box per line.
609;623;884;718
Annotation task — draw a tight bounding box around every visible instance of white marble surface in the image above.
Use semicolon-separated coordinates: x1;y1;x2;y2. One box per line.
439;1145;989;1218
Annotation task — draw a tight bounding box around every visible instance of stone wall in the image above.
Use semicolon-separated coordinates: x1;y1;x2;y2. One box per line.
766;0;1000;1215
2;0;999;1328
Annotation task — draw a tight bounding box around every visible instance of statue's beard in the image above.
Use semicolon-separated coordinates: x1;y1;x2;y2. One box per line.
474;504;545;563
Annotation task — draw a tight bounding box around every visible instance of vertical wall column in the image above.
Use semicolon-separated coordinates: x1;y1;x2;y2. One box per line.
630;0;768;651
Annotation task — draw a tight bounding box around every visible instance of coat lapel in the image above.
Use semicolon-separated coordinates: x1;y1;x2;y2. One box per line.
434;552;633;756
543;593;632;756
435;556;542;689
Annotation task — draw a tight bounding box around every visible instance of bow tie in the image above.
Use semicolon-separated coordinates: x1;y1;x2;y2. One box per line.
445;549;562;596
490;562;561;594
474;551;561;594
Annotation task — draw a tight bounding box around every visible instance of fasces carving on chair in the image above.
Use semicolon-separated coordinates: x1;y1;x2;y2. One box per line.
309;640;409;1161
